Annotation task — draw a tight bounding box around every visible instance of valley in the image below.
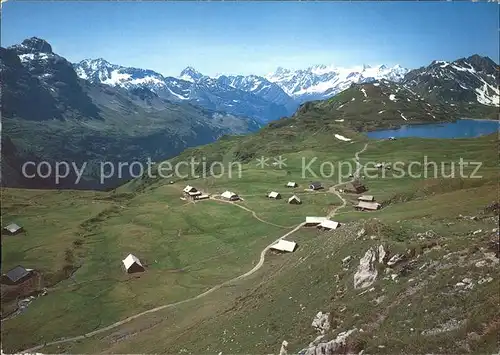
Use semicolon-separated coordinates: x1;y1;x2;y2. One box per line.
0;38;261;189
1;37;498;190
1;131;498;354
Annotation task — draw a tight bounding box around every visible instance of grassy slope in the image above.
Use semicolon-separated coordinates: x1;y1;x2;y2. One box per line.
130;81;496;194
1;132;498;353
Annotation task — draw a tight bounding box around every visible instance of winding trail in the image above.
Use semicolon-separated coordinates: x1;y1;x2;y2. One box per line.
19;143;369;354
327;143;369;219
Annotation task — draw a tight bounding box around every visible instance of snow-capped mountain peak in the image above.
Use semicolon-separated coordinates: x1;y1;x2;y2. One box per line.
78;58;116;71
264;63;410;102
72;61;291;122
74;58;168;89
403;54;499;107
69;54;498;123
179;66;204;82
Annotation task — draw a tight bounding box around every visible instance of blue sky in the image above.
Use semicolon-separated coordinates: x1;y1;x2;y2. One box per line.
1;1;498;77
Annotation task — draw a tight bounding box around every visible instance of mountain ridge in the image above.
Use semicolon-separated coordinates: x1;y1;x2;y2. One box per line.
402;54;499;108
71;39;499;116
265;63;410;103
2;36;499;190
1;37;261;189
74;58;290;123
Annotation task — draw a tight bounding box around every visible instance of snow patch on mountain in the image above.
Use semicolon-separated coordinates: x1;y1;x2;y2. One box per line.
215;74;298;112
265;63;409;103
476;82;499;106
72;59;289;122
335;134;351;141
403;55;499;107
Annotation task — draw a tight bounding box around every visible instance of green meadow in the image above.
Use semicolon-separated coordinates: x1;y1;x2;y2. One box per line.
1;133;498;353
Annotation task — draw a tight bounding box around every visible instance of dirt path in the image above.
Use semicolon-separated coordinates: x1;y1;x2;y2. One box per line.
327;143;369;219
19;222;305;354
19;143;369;354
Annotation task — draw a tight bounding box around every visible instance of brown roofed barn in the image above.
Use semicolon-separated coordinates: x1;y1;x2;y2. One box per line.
343;180;367;194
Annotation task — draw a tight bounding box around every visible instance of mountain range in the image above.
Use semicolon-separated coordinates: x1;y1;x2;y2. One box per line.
73;54;499;122
404;55;499;107
0;38;261;189
74;59;291;124
1;37;498;189
73;60;413;121
265;63;409;103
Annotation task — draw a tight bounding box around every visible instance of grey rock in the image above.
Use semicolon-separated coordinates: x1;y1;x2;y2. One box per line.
312;312;331;334
387;254;404;266
354;248;378;289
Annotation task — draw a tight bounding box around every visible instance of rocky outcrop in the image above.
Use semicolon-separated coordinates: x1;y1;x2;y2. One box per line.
354;249;378;289
279;340;288;355
311;312;331;334
378;245;387;263
386;254;404;266
301;328;357;355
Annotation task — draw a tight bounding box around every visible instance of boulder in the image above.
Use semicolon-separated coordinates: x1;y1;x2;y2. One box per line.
354;248;378;289
279;340;288;355
378;245;387;263
303;329;357;355
311;312;331;334
387;254;404;266
342;255;352;265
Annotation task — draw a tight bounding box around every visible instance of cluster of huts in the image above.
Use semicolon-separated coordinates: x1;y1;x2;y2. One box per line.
270;216;341;254
1;221;147;278
2;178;384;281
337;180;382;211
265;181;325;206
266;181;304;205
1;224;37;286
355;195;381;211
305;217;340;230
266;189;302;205
267;181;337;254
182;184;241;202
183;185;210;200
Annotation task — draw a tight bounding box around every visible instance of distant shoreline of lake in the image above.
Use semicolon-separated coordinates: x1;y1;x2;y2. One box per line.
462;118;500;122
366;118;499;140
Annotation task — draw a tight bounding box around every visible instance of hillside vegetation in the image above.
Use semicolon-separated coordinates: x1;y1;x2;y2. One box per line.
1;40;499;354
130;79;497;194
1;132;498;354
